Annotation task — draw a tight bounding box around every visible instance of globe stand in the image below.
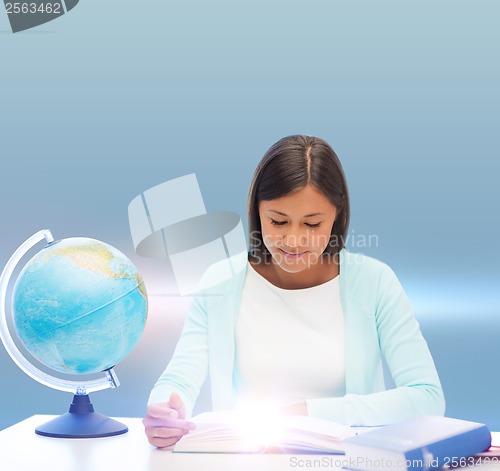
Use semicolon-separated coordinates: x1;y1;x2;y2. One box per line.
35;394;128;439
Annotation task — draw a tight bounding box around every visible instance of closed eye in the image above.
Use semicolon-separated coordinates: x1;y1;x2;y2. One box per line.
270;219;321;228
270;219;287;226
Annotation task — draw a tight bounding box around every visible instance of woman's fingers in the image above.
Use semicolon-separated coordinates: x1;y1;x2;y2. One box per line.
146;404;178;420
147;435;182;449
143;399;195;448
145;426;188;440
145;425;191;448
142;416;195;430
143;417;196;449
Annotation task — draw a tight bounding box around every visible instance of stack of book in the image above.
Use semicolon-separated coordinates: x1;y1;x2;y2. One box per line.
342;415;492;470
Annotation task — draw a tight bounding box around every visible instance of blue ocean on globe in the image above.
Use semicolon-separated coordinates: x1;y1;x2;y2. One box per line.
12;238;148;375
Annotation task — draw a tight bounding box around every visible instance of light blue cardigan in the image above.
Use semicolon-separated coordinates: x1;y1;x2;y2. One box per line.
148;249;445;426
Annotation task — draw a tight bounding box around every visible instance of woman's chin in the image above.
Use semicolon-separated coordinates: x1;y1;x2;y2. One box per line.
271;254;311;274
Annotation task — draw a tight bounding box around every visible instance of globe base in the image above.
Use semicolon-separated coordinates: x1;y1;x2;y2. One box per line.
35;394;128;438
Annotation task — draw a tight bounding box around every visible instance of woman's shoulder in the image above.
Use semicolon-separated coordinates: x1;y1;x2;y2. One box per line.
340;250;405;311
341;249;393;278
341;249;405;290
195;251;248;297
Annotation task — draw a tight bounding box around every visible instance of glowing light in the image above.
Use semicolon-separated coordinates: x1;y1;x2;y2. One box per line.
233;401;286;449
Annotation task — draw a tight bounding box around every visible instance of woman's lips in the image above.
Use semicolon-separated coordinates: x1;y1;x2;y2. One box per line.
279;248;307;259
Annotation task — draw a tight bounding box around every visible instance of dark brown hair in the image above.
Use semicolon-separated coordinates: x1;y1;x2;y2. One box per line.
248;135;350;262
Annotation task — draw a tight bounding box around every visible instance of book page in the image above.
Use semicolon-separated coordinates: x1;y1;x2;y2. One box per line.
174;410;355;454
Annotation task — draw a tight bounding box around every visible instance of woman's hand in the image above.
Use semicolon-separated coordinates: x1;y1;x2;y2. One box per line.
143;392;196;448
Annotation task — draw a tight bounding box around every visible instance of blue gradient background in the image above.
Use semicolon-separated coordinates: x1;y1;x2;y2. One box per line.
1;1;499;431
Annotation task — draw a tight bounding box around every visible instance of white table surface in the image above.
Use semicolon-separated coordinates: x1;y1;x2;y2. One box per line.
0;415;344;471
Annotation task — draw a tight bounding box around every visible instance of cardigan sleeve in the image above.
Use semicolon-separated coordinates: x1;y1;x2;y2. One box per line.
147;295;209;418
306;263;445;426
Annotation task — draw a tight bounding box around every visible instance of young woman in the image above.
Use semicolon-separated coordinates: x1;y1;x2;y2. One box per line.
143;135;445;448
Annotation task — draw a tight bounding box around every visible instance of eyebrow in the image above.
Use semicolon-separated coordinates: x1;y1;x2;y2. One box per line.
267;210;324;218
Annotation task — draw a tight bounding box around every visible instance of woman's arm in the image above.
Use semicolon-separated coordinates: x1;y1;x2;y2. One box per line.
147;295;210;418
307;264;445;426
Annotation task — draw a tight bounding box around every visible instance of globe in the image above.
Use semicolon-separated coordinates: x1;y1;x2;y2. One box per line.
0;231;148;438
12;237;147;375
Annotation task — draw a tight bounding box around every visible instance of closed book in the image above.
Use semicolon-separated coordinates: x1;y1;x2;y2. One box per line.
342;415;491;471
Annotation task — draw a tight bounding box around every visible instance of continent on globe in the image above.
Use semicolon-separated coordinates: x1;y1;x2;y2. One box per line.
12;238;147;375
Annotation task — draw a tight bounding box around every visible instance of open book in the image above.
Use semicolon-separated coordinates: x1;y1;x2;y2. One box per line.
173;410;355;454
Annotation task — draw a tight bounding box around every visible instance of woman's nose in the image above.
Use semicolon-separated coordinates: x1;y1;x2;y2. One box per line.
283;231;308;248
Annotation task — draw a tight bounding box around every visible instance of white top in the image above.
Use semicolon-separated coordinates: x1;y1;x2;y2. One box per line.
233;262;345;407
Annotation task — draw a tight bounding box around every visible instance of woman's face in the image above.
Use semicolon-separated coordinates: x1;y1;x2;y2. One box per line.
258;185;337;274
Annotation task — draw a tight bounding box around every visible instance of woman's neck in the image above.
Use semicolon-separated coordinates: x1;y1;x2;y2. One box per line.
251;254;339;290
